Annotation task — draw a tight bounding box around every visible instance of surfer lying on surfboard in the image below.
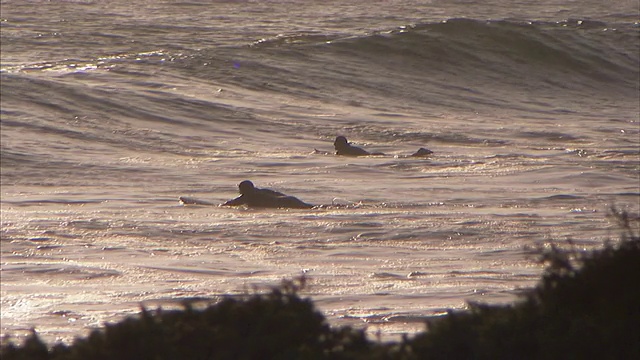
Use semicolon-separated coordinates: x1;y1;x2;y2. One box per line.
222;180;314;209
333;136;433;157
180;180;314;209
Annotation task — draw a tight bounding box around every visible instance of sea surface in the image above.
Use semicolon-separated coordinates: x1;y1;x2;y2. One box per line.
1;0;639;344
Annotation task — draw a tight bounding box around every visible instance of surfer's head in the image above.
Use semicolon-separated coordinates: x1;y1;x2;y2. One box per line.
334;136;349;149
238;180;256;195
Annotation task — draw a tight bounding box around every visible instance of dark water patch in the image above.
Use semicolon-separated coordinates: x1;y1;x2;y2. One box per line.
484;153;536;160
35;244;63;250
370;112;411;118
476;249;519;257
540;194;584;201
128;227;226;240
0;149;38;166
599;149;640;157
453;219;486;226
517;131;581;141
614;192;640;197
66;219;112;231
25;236;54;243
29;237;54;242
375;161;432;172
449;269;508;277
371;272;409;280
2;263;121;279
492;213;542;219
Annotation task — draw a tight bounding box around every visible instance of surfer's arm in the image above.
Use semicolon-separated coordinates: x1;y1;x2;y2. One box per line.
222;195;246;206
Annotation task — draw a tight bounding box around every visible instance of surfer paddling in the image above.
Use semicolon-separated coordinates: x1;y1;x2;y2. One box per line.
333;136;433;157
333;136;382;156
222;180;314;209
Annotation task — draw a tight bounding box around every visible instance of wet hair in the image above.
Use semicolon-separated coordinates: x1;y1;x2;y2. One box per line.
334;136;348;148
238;180;256;194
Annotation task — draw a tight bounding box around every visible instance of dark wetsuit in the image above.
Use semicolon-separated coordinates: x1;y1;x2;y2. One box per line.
334;136;432;157
334;136;381;156
410;147;433;157
222;180;314;209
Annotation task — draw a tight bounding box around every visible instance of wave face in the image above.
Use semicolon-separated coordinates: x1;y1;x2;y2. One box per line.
2;17;637;151
226;18;638;113
1;0;639;345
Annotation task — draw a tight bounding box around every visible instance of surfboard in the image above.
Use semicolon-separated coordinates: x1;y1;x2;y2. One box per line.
179;196;216;206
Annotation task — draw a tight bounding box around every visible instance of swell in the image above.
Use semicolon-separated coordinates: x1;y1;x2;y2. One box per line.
1;18;637;163
167;18;639;118
4;18;637;115
251;18;638;86
0;73;266;157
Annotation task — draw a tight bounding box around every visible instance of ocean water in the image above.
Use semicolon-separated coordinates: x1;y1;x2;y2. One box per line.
1;0;639;344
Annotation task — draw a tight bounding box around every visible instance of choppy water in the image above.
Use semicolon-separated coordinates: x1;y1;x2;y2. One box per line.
1;0;639;344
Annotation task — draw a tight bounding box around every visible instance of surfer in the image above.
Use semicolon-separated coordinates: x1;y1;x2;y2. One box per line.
333;136;433;157
222;180;314;209
410;147;434;157
333;136;379;156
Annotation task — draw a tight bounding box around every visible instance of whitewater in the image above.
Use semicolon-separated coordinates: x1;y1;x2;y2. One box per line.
1;0;639;344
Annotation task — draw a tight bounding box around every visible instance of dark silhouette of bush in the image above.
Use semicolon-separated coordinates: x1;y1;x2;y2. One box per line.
2;209;638;359
407;208;640;359
1;279;375;360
